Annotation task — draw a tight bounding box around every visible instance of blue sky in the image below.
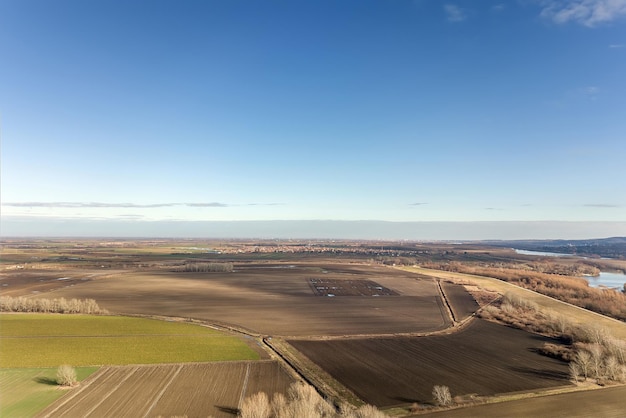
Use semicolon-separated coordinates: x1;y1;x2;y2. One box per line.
1;0;625;238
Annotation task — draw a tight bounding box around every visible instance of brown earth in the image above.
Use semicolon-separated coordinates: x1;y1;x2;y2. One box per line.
289;319;571;408
418;385;626;418
37;361;293;418
18;264;450;337
441;282;480;321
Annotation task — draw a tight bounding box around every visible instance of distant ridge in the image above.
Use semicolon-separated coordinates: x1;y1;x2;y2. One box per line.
484;237;626;259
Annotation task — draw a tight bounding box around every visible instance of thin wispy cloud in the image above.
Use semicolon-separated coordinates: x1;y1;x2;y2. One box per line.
185;202;230;208
609;43;625;48
3;202;177;208
409;202;428;206
540;0;626;27
3;202;281;209
583;85;600;100
584;203;622;208
444;4;467;22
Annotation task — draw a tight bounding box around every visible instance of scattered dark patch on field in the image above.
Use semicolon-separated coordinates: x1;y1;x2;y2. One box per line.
441;282;479;321
289;319;571;408
308;278;399;297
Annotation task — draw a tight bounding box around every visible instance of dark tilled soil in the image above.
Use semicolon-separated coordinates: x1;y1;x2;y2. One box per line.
289;319;571;407
19;264;449;336
441;282;479;321
419;386;626;418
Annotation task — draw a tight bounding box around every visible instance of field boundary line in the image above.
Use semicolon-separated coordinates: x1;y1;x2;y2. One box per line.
83;367;138;417
238;363;251;410
436;279;457;324
39;367;109;418
142;364;183;418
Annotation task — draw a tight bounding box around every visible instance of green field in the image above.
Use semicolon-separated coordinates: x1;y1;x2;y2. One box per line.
0;314;260;367
0;314;261;417
0;367;98;417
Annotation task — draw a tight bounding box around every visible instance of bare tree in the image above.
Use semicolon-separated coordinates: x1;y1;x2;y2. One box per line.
569;362;580;382
56;364;77;387
588;344;604;379
240;392;271;418
574;350;592;379
432;385;452;406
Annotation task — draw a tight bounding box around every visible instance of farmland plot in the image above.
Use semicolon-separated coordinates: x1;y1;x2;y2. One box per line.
441;282;479;321
37;361;293;418
289;319;571;408
30;264;451;336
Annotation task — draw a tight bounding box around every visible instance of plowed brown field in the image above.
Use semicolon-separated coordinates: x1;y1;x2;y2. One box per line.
441;282;479;321
289;319;571;408
420;385;626;418
37;361;293;418
25;264;450;336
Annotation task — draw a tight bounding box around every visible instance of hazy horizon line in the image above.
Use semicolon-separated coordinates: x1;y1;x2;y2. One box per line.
2;217;625;241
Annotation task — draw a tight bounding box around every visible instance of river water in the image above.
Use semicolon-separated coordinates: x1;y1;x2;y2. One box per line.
513;248;626;290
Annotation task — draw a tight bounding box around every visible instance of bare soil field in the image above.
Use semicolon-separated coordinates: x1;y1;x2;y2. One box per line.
289;319;571;408
0;270;96;297
441;282;479;321
37;361;293;418
18;264;450;336
419;385;626;418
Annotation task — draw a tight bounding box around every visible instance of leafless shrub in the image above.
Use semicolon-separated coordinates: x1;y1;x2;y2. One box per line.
569;362;580;382
352;404;387;418
604;338;626;364
239;382;388;418
271;393;288;418
573;350;592;379
538;342;573;361
56;364;77;387
240;392;271;418
432;385;452;406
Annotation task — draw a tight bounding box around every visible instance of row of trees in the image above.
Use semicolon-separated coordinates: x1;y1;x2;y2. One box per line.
239;381;457;417
0;295;108;314
239;382;387;418
175;262;234;273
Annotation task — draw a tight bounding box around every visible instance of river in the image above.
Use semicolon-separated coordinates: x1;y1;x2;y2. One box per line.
513;248;626;291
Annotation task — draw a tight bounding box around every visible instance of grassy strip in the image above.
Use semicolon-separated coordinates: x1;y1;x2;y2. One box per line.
0;367;98;418
0;314;259;367
0;314;224;336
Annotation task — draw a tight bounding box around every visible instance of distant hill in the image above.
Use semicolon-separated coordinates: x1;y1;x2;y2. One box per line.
484;237;626;259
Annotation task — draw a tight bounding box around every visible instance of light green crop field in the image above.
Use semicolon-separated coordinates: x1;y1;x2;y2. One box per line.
0;367;98;418
0;314;260;367
0;314;225;337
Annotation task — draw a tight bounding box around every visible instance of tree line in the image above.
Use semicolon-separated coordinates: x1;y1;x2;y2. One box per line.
0;295;108;314
174;262;234;273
